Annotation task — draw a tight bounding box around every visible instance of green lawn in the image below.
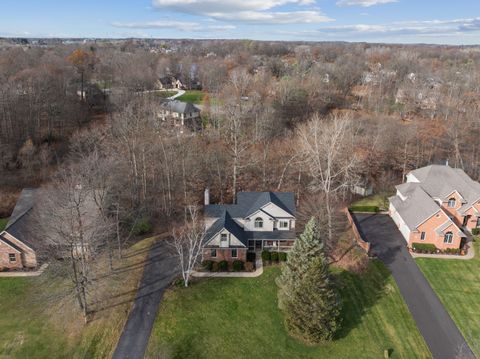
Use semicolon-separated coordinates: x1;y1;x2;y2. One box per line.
417;242;480;356
146;261;430;359
0;237;157;358
177;90;205;104
0;218;8;231
351;194;391;211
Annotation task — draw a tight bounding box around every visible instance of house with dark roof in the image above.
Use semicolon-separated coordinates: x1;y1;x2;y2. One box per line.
156;76;183;90
389;164;480;250
157;100;201;128
0;189;38;270
203;190;296;262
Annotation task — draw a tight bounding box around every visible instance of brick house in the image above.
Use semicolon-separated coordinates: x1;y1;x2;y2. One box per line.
203;191;296;262
389;165;480;250
0;189;38;270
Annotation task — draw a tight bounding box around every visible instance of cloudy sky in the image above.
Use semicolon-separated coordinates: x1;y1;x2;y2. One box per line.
1;0;480;44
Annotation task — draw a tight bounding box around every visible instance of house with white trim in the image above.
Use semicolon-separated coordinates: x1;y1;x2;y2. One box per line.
202;191;296;262
389;165;480;250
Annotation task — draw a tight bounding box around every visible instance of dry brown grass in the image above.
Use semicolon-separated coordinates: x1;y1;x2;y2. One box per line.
331;228;369;273
0;189;20;217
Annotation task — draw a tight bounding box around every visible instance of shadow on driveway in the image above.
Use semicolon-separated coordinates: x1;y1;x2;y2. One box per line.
112;240;179;359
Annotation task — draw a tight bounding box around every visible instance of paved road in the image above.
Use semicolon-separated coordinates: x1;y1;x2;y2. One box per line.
112;240;179;359
353;213;475;359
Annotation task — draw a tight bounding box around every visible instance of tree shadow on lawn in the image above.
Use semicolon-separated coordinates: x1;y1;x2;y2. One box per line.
334;260;390;340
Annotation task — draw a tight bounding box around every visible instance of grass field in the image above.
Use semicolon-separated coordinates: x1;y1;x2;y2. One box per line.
351;194;391;210
417;242;480;356
0;237;156;359
146;261;430;359
176;90;205;104
0;218;8;231
154;91;177;98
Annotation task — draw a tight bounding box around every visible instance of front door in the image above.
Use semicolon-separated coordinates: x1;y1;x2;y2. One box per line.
255;240;262;250
463;215;470;227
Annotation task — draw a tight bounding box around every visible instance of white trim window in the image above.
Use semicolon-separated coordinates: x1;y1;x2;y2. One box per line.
231;248;238;258
210;249;217;258
420;232;426;241
254;217;264;229
448;198;456;208
444;232;454;244
8;253;16;262
279;221;289;229
220;233;228;247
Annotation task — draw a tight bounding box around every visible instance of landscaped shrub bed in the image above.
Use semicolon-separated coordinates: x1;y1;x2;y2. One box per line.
261;250;271;262
411;243;465;255
202;260;251;272
472;228;480;236
261;250;288;265
411;243;437;253
348;205;380;213
232;260;244;271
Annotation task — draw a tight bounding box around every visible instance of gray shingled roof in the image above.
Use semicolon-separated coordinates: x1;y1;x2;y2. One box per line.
161;100;200;114
205;192;295;219
389;186;440;230
204;210;248;247
409;165;480;207
4;188;37;249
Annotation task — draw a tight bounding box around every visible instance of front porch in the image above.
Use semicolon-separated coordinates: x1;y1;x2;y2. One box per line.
247;240;294;252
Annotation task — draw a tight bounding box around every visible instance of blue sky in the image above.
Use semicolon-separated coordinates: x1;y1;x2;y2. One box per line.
1;0;479;44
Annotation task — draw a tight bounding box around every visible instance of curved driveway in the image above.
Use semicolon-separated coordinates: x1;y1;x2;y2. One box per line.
353;213;475;359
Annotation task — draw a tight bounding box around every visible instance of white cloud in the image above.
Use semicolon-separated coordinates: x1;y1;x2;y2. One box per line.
111;20;236;32
151;0;332;24
315;17;480;36
273;17;480;43
337;0;398;7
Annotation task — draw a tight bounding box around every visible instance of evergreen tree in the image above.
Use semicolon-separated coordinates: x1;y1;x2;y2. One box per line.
277;217;341;343
284;257;341;343
277;218;325;310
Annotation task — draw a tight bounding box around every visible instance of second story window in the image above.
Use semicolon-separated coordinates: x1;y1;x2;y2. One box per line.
448;198;456;208
220;233;228;243
254;217;264;229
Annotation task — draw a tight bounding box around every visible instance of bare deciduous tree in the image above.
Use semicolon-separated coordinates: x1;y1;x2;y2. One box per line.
171;206;206;287
297;113;359;245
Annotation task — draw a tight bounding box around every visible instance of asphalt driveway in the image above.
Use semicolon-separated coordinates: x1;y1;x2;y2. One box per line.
353;213;475;359
112;239;179;359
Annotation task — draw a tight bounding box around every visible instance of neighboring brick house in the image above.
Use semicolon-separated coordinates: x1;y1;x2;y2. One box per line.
0;189;38;270
389;165;480;250
203;191;296;262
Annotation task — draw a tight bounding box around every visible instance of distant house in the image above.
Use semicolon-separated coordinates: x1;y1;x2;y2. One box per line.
203;191;296;262
156;76;183;90
389;165;480;250
0;189;38;270
157;100;201;128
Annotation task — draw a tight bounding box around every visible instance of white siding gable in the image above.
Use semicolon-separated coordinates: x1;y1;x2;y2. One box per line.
206;229;245;247
244;210;274;231
262;203;294;219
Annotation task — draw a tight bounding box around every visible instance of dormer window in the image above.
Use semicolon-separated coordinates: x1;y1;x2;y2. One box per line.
448;198;456;208
254;217;264;229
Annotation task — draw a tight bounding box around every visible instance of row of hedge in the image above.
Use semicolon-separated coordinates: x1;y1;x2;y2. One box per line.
261;250;287;263
348;205;380;213
202;260;253;272
411;242;463;255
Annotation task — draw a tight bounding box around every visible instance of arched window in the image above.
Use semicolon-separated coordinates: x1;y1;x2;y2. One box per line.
254;217;264;229
444;231;453;244
448;198;456;208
